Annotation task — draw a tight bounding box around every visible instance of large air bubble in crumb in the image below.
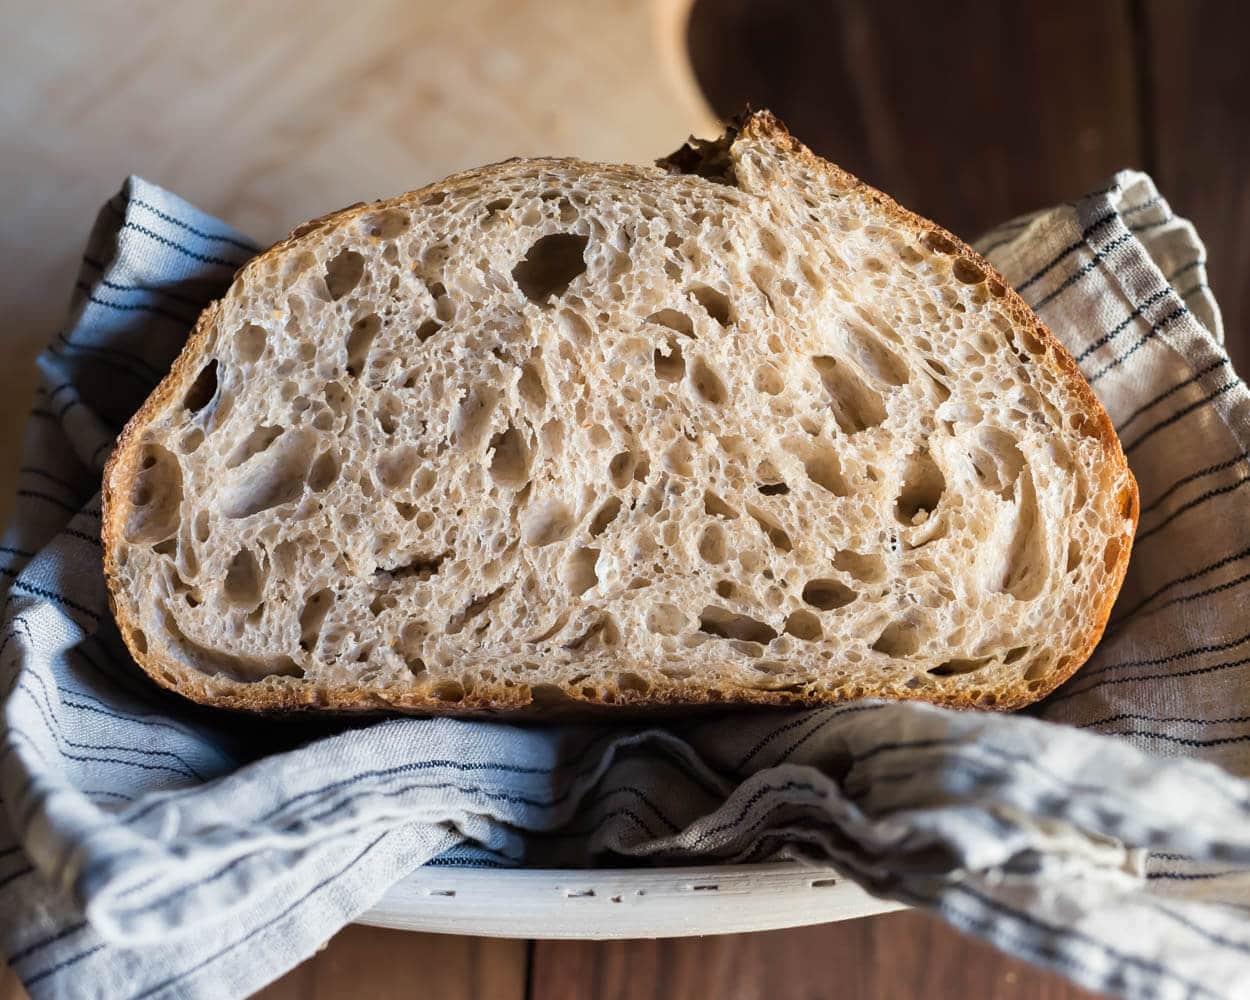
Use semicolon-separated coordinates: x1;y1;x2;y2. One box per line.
522;498;574;547
698;606;777;644
654;337;685;382
998;471;1048;601
221;430;317;519
784;610;823;641
747;504;792;552
223;548;264;608
929;655;991;676
376;445;419;491
697;523;727;563
647;603;686;636
967;427;1026;501
561;547;599;596
846;324;910;386
297;589;333;650
895;448;946;525
518;358;548;410
325;249;365;300
489;426;532;489
689;284;733;326
646;309;695;337
345;314;381;376
308;451;340;493
183;361;219;414
451;387;498;452
589;497;622;537
812;357;886;434
872;621;920;657
235;325;266;363
803;451;848;496
225;426;283;470
802;578;857;610
512;234;589;302
689;358;727;405
834;550;885;583
608;451;637;489
125;443;183;545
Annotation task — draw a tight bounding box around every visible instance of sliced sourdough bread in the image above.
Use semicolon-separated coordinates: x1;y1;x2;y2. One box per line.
102;111;1137;714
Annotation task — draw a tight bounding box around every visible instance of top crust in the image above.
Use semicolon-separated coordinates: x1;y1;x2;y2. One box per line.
102;111;1137;716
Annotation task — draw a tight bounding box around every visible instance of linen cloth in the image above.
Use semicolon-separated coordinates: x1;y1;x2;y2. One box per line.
3;174;1250;1000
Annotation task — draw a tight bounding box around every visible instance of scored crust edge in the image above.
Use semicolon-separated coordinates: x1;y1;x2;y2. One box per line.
101;110;1139;716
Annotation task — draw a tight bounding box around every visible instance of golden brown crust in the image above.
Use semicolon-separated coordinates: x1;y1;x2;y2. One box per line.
102;110;1137;717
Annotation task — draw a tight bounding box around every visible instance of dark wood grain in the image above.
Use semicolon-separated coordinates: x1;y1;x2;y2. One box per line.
530;911;1105;1000
252;927;526;1000
687;0;1142;240
1143;0;1250;373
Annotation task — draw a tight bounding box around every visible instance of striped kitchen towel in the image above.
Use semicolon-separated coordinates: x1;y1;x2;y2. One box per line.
3;173;1250;1000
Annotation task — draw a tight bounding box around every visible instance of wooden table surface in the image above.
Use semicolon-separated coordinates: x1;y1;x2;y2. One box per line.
4;0;1247;997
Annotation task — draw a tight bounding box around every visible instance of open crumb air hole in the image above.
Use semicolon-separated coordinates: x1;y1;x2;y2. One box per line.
929;656;991;677
703;491;737;518
512;234;589;302
221;430;319;519
872;622;919;657
608;451;636;488
377;550;447;584
802;579;856;611
489;426;532;489
235;324;266;363
588;497;622;537
747;504;791;552
646;309;695;337
523;498;574;547
803;452;848;496
184;361;219;414
689;358;727;405
833;550;884;582
812;356;886;433
699;606;777;645
689;284;733;325
654;338;686;382
223;548;264;607
895;448;946;525
562;547;600;596
225;426;283;470
784;610;822;640
325;249;366;300
518;359;548;409
125;443;182;544
847;325;910;386
346;314;381;376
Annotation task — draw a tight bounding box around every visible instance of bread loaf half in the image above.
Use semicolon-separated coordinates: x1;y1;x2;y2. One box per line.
102;111;1137;714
